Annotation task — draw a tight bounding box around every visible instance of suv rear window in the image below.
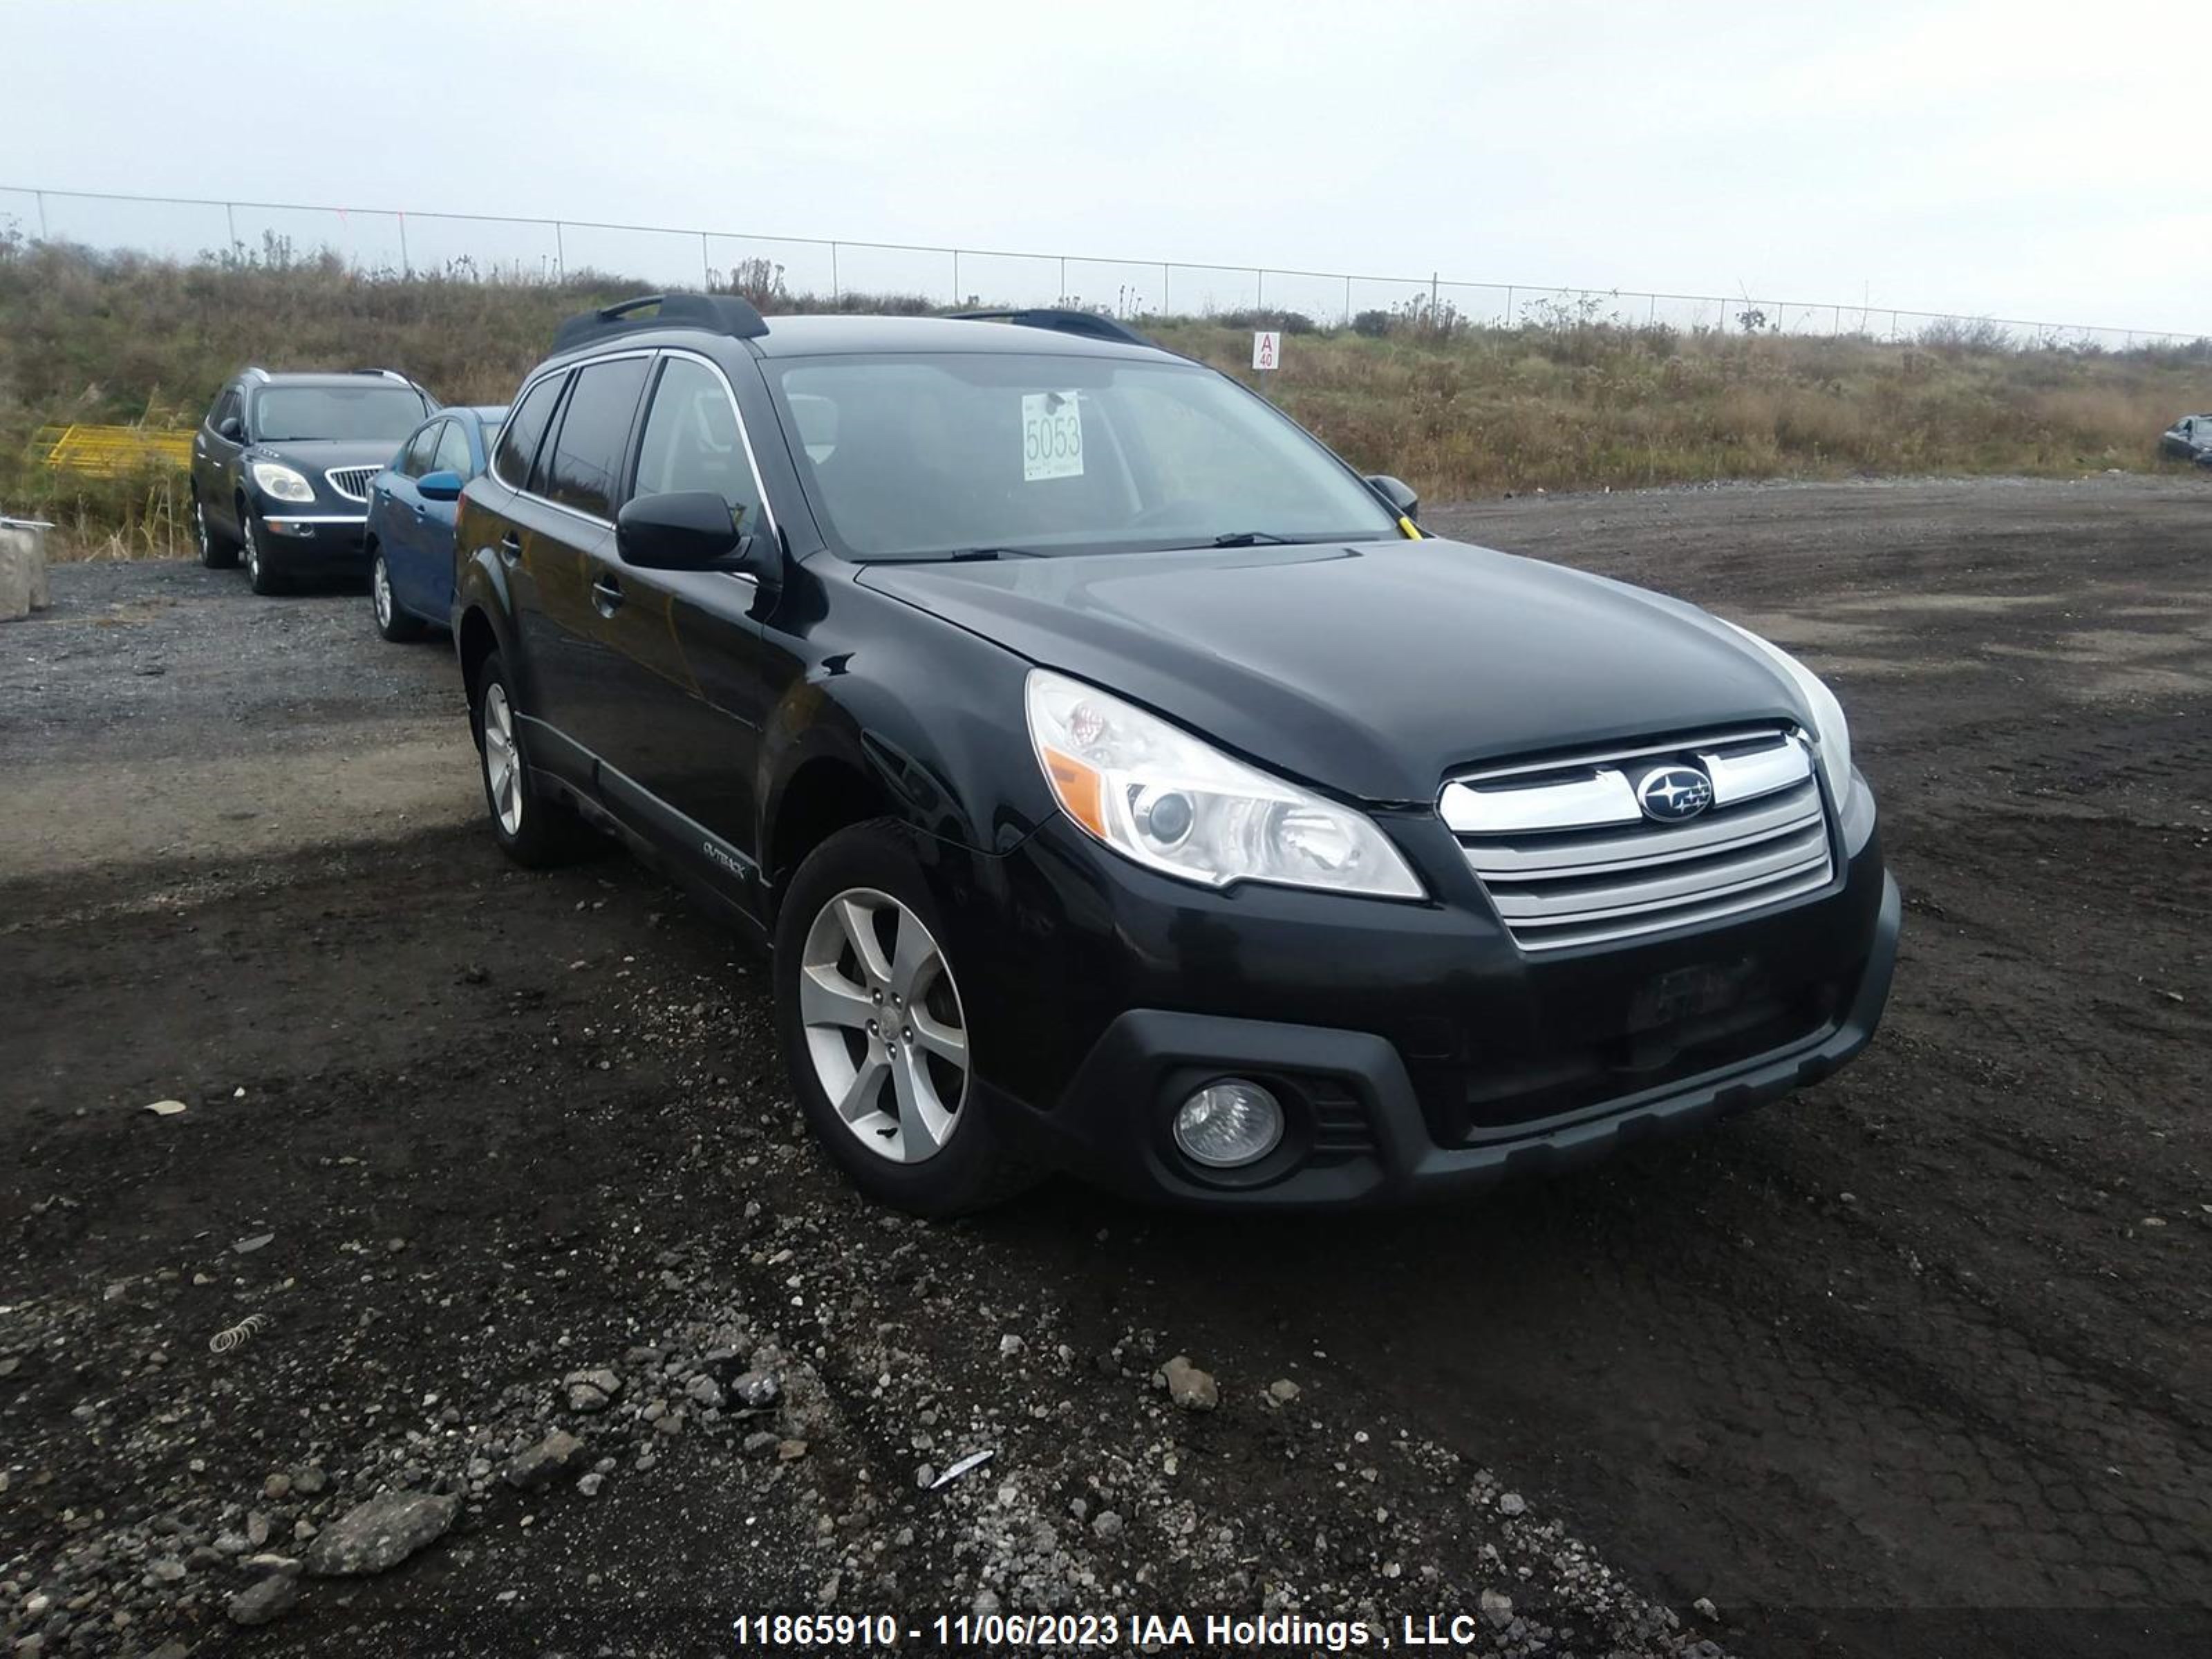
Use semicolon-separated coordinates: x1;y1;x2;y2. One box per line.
492;374;565;489
540;357;650;521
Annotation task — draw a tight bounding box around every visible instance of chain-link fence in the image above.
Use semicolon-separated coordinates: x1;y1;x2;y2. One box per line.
5;184;2206;357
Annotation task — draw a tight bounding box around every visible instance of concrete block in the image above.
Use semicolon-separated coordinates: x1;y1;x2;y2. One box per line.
0;520;52;621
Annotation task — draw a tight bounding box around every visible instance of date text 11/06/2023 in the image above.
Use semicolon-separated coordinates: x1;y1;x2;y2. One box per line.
733;1611;1521;1650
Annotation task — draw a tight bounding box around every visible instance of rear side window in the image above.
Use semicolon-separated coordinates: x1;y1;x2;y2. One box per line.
632;356;767;532
431;420;473;477
493;374;565;489
541;357;650;521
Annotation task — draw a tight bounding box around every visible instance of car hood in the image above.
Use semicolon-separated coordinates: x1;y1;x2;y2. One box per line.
250;438;406;471
856;538;1808;805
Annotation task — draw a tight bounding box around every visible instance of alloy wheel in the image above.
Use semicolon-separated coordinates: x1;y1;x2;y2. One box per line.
481;681;523;836
243;517;261;584
373;556;394;630
798;888;969;1163
194;499;209;559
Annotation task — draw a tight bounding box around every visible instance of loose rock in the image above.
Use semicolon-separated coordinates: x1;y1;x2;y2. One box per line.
303;1492;459;1577
505;1430;587;1492
1163;1356;1219;1412
227;1573;301;1626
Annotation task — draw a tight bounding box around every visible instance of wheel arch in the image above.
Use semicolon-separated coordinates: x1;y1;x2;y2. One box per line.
761;751;898;918
456;605;503;726
753;601;1056;918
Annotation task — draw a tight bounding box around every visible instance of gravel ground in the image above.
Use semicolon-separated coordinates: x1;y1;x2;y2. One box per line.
3;476;2209;1658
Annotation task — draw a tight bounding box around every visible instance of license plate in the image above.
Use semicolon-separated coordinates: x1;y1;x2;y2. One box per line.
1629;958;1758;1031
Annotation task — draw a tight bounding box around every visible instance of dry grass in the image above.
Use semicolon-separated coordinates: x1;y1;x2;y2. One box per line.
3;233;2206;558
1149;322;2211;498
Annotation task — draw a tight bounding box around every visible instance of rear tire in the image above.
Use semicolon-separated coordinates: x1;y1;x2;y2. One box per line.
241;509;285;595
194;493;239;570
371;550;426;641
470;650;594;868
773;819;1037;1217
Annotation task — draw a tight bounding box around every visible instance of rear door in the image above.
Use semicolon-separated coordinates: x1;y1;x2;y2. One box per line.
509;354;653;774
476;370;587;782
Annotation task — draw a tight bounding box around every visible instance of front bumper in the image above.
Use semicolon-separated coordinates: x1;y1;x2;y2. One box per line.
935;789;1899;1210
256;512;369;568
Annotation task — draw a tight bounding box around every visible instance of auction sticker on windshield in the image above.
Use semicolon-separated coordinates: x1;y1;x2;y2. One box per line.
1022;391;1084;481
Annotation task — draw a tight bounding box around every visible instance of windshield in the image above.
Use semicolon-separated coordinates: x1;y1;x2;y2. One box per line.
252;385;429;443
767;353;1398;560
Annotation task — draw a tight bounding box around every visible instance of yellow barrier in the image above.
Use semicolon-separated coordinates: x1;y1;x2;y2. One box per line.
37;424;194;476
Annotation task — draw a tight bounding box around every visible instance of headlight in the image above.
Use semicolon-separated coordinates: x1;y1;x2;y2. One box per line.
249;461;316;503
1719;619;1853;803
1024;668;1423;899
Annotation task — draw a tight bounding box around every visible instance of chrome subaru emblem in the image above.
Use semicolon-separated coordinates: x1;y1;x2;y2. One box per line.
1638;765;1712;823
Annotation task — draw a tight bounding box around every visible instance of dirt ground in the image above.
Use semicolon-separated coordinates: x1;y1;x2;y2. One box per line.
3;476;2208;1658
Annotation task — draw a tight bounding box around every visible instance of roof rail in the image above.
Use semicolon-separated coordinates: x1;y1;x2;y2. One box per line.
552;292;769;356
348;366;416;384
952;308;1161;350
245;366;272;383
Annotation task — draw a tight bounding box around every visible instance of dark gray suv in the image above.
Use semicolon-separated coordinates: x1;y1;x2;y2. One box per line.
190;368;435;593
447;292;1898;1217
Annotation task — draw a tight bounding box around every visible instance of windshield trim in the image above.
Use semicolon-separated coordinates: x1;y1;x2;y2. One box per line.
762;350;1399;565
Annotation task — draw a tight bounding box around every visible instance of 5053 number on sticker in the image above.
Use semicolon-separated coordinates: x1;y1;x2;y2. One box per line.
1021;391;1084;481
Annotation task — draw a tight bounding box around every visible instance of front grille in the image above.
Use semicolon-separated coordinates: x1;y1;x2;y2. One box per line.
1441;728;1835;953
325;465;379;502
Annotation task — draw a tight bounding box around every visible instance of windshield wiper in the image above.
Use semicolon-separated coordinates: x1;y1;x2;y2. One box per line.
1208;531;1302;547
905;547;1042;563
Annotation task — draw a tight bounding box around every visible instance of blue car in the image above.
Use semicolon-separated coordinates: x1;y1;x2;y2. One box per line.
365;405;506;641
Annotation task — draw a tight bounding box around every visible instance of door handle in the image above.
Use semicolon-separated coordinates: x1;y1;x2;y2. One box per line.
591;573;624;616
498;532;523;565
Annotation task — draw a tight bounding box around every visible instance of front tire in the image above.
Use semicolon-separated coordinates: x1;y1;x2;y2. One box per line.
195;493;239;569
241;509;285;595
773;821;1035;1216
471;651;594;868
371;550;425;641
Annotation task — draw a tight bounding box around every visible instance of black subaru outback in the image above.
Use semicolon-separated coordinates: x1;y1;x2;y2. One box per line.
453;294;1899;1215
191;368;437;592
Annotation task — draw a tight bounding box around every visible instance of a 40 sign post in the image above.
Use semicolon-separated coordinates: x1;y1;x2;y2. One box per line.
1251;329;1280;399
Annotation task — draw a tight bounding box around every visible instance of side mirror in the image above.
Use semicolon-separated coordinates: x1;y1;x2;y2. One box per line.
1367;474;1419;521
617;489;767;577
417;469;463;503
217;415;244;442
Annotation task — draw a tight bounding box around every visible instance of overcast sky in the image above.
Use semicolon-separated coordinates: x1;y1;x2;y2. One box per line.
1;0;2201;337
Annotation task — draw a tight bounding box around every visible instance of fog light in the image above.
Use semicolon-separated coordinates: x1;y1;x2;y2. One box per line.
1172;1079;1283;1169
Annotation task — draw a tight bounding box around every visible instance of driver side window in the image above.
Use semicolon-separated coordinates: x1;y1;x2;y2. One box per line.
632;356;767;532
399;422;443;478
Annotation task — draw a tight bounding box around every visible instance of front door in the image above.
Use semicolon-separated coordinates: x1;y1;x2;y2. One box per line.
377;420;441;614
196;386;245;534
583;352;780;897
